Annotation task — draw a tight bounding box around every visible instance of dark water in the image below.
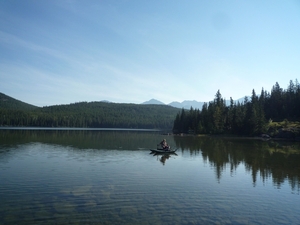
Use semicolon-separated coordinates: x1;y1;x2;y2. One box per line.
0;129;300;224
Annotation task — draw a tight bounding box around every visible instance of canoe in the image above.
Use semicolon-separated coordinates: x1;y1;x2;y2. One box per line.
150;149;177;154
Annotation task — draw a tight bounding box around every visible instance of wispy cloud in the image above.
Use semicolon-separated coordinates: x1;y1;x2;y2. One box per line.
1;1;299;106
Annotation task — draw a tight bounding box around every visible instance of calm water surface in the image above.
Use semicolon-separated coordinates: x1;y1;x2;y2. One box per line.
0;129;300;224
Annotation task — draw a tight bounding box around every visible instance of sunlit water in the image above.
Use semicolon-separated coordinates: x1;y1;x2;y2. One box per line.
0;130;299;224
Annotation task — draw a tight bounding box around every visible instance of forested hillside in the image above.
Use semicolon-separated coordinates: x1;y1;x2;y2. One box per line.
0;93;38;110
2;79;300;132
0;100;179;129
173;80;300;136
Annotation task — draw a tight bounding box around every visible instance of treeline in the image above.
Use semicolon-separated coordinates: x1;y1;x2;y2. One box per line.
173;80;300;135
0;101;179;129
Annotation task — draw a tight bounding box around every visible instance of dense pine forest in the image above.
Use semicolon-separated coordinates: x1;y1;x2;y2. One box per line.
173;80;300;136
0;94;179;129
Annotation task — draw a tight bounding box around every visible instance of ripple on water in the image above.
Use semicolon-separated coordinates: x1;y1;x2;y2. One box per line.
1;139;300;224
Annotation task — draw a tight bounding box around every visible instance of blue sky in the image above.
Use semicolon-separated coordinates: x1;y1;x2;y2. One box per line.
1;0;300;106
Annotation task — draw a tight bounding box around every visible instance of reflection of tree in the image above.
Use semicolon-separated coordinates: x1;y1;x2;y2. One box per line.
0;130;175;150
174;136;300;191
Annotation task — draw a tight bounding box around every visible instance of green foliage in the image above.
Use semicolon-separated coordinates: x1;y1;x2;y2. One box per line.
0;92;38;111
0;100;179;129
173;79;300;136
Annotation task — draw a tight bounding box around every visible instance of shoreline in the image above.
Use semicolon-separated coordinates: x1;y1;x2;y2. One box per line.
169;133;300;142
0;127;162;132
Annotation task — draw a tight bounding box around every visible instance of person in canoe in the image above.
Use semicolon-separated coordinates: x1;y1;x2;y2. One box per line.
158;139;170;150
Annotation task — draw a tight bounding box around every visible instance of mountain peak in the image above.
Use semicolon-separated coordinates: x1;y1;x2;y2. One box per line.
141;97;247;109
141;99;165;105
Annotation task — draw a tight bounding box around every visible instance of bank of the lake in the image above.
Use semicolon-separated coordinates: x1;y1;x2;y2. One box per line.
0;126;162;131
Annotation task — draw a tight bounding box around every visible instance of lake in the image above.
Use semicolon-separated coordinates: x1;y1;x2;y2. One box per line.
0;129;299;224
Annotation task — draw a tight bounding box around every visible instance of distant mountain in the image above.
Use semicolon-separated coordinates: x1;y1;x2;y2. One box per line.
168;101;182;108
0;90;247;114
225;97;245;106
143;97;247;110
141;99;205;109
0;92;38;110
169;100;205;109
1;99;180;129
142;99;165;105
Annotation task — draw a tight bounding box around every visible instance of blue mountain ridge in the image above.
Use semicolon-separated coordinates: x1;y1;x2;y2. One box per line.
142;97;246;109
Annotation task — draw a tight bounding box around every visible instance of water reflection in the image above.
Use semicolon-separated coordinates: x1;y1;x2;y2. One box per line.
151;152;178;165
174;135;300;192
1;130;300;224
0;129;164;150
1;130;300;192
